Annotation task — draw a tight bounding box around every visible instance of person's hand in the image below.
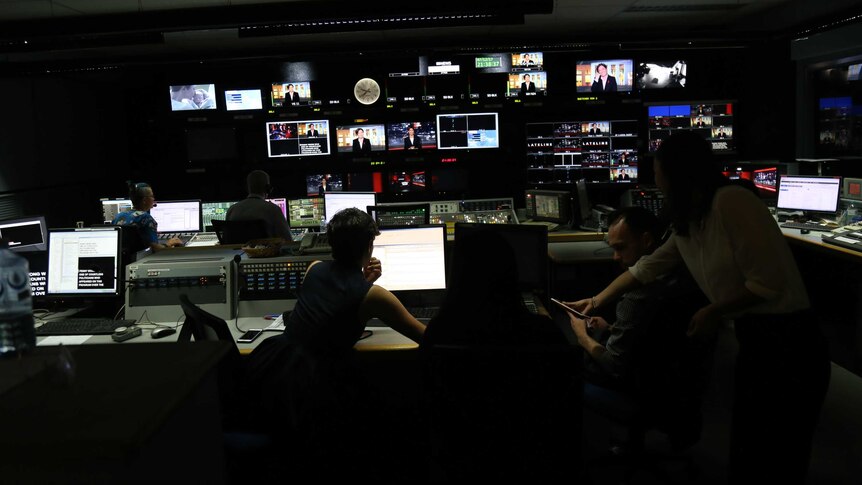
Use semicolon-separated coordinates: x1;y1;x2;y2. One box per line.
363;257;382;283
568;313;589;339
167;237;183;248
589;316;610;331
687;305;721;340
565;298;594;315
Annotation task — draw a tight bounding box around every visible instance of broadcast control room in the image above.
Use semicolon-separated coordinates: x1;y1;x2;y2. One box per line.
1;1;861;484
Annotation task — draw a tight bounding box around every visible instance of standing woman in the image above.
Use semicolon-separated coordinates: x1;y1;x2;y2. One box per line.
572;131;829;483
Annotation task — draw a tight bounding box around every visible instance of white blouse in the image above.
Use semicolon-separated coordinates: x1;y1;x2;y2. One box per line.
629;185;809;315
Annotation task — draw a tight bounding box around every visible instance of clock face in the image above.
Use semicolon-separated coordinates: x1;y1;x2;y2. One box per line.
353;78;380;105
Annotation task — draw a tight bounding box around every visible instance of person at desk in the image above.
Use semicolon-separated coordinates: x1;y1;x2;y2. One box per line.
243;208;425;479
226;170;290;240
112;181;182;251
352;127;372;153
403;125;422;150
569;131;830;483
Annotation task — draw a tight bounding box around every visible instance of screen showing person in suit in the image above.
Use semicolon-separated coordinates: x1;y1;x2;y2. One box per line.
385;121;436;151
336;124;386;153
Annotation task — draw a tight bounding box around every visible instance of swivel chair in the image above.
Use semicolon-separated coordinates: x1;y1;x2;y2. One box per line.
211;218;269;245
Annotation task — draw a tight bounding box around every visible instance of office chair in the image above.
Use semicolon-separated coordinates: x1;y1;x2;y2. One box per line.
582;287;714;484
423;343;583;482
211;218;269;245
367;203;431;228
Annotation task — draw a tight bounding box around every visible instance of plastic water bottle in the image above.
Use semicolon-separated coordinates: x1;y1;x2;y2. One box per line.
0;242;35;357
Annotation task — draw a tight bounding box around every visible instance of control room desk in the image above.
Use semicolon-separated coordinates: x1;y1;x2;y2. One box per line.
0;341;231;484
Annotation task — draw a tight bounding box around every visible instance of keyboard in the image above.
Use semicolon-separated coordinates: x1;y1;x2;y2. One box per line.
780;222;836;232
407;307;439;319
36;318;136;336
300;233;331;254
158;232;196;244
186;232;219;247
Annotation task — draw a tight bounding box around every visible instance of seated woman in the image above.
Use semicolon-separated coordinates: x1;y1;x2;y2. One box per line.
111;181;182;252
243;208;425;479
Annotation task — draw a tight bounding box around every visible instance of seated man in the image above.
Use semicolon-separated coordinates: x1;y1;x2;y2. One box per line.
566;206;697;387
225;170;290;240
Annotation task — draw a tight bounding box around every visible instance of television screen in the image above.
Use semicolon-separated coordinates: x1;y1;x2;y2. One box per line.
169;84;217;111
335;124;386;154
306;173;344;196
507;71;547;98
647;102;735;153
224;89;263;111
610;167;638;183
271;81;312;107
266;120;330;157
287;197;325;228
436;112;499;149
266;198;288;219
388;171;426;193
575;59;634;93
347;172;385;193
0;216;47;252
753;167;778;193
635;60;687;89
202;201;237;229
430;168;468;192
511;52;544;71
777;175;841;213
386;121;437;151
101;198;133;223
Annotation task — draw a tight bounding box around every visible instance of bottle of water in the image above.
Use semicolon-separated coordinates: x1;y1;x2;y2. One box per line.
0;242;35;357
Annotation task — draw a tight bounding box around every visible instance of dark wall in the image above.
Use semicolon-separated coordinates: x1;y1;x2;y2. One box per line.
0;41;796;228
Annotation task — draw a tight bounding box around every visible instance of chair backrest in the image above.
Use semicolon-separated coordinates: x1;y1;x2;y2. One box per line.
211;219;269;244
423;343;582;481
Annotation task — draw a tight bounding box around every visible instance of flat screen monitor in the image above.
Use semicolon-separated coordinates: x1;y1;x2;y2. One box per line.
635;60;687;89
647;101;735;153
169;84;217;111
575;59;634;93
101;199;133;223
454;223;548;294
266;198;288;219
149;200;202;233
266;120;330;157
386;121;437;151
776;176;841;213
271;81;312;107
507;71;547;97
347;172;385;193
511;52;544;71
323;192;377;225
525;189;571;225
202;201;237;229
287;197;325;228
0;216;47;252
307;173;344;196
372;225;447;292
388;171;426;193
436;112;499;149
224;89;263;111
336;124;387;154
46;227;122;297
753;167;778;193
610;167;638;183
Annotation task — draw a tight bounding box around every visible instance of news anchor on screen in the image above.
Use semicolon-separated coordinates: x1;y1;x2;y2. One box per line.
284;83;300;103
591;63;617;92
352;128;372;153
403;126;422;150
307;123;320;137
520;73;536;95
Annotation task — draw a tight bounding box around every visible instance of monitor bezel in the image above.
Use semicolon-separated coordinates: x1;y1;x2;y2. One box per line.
0;215;48;253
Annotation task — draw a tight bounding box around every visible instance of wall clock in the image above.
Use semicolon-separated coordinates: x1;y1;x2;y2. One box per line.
353;77;380;105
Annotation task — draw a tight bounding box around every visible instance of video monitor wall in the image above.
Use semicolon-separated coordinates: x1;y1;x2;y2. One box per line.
575;59;634;93
647;102;735;153
266;120;330;157
336;124;387;154
636;60;687;89
525;119;639;183
386;121;437;151
271;81;312;107
436;112;499;149
224;89;263;111
169;84;217;111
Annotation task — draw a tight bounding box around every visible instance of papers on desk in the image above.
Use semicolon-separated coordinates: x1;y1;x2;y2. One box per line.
38;335;91;346
264;314;285;332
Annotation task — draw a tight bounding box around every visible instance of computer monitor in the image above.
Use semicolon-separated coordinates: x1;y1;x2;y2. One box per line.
101;199;133;223
525;189;571;225
454;223;548;295
266;120;330;158
368;204;430;228
287;197;325;228
149;200;202;233
323;192;376;225
335;124;387;153
223;89;263;111
46;227;122;298
436;112;499;149
266;198;288;219
168;84;217;111
776;175;842;214
202;201;237;229
0;216;48;252
372;225;447;292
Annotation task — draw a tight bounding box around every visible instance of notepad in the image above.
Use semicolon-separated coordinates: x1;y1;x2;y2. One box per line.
264;314;286;332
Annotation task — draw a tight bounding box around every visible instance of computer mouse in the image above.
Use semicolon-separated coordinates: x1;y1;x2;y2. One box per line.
151;327;177;339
